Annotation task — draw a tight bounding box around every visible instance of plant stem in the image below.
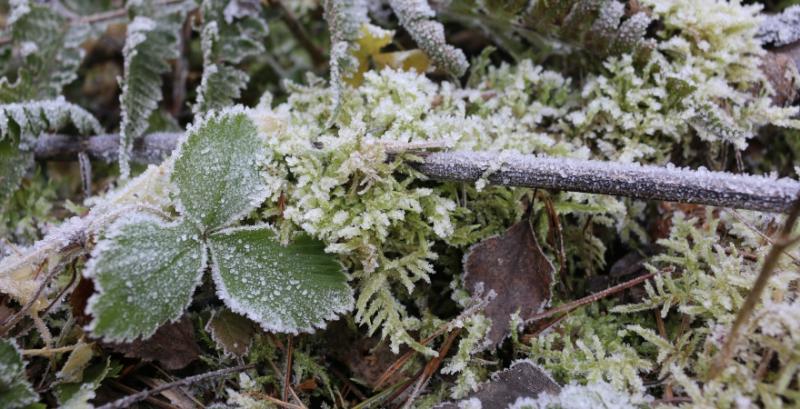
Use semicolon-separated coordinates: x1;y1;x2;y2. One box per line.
707;196;800;379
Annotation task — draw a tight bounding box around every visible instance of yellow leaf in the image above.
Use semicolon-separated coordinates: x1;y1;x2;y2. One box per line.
346;24;395;86
373;49;431;73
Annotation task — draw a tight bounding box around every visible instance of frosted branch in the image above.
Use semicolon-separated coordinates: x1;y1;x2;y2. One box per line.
757;5;800;47
32;133;800;213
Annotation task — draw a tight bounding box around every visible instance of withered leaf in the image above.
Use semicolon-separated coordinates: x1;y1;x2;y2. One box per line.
434;360;560;408
106;316;200;370
463;218;554;348
205;308;256;358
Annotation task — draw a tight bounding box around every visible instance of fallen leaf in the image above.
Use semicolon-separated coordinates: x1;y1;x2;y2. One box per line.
463;219;555;348
760;51;798;106
106;316;200;370
434;359;560;408
205;308;256;358
325;321;407;388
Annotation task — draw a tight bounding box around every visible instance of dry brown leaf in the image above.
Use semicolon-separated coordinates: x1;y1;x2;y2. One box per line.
463;218;555;348
205;308;256;358
434;359;560;408
106;316;200;370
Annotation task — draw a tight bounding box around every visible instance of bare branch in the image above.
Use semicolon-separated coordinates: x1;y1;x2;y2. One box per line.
32;133;800;213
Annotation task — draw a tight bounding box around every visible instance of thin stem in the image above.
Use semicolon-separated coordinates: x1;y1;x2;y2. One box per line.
708;195;800;379
95;363;255;409
22;344;79;357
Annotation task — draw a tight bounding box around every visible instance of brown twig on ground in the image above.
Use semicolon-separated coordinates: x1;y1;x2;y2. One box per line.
401;328;462;409
542;193;570;293
526;268;667;323
283;336;294;402
95;363;256;409
708;195;800;379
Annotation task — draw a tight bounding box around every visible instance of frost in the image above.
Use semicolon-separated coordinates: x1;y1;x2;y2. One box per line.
509;381;651;409
118;11;185;179
193;0;268;114
209;226;353;334
172;108;270;231
84;214;206;342
0;98;103;147
0;339;38;408
757;5;800;47
389;0;468;77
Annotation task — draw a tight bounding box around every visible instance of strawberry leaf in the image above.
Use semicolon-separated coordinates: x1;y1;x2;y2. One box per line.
85;214;206;342
208;226;353;334
172;109;269;232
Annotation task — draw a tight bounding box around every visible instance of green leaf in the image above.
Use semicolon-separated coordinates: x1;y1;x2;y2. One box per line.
0;98;103;145
56;357;120;409
193;0;268;114
0;339;38;409
118;12;184;178
0;0;89;102
85;214;206;342
172;109;269;232
0;137;29;212
208;226;353;333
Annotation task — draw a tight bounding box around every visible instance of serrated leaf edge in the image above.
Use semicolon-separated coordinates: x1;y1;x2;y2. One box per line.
83;212;208;342
207;224;355;334
169;106;270;232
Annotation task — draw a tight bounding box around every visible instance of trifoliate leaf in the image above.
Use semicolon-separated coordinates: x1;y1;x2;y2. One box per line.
463;218;555;349
85;214;206;342
205;308;256;357
208;226;353;334
172;109;268;232
0;339;38;409
118;12;184;178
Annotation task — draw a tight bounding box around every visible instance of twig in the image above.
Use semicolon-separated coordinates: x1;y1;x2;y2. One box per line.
542;194;570;293
268;0;327;67
283;336;293;403
22;344;79;357
32;133;800;213
526;269;666;322
708;195;800;379
96;363;255;409
401;329;461;409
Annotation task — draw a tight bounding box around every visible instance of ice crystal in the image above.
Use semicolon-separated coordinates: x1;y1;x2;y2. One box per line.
84;214;206;342
209;226;353;334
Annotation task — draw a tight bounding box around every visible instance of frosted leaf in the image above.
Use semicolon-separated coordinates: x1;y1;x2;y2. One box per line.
0;138;29;213
0;0;90;102
0;339;38;409
118;11;184;178
172;109;269;231
0;98;103;146
84;214;206;342
208;226;354;334
193;0;268;114
389;0;468;77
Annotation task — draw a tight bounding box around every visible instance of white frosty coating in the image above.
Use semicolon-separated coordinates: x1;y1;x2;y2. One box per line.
0;98;103;148
416;151;800;213
207;225;354;334
118;14;182;179
170;107;270;232
757;5;800;47
83;212;207;342
0;164;170;308
388;0;468;77
508;380;653;409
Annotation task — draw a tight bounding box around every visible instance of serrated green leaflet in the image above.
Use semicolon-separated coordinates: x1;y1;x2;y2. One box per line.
172;111;268;231
0;138;27;211
0;339;38;409
208;226;353;333
85;215;206;342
